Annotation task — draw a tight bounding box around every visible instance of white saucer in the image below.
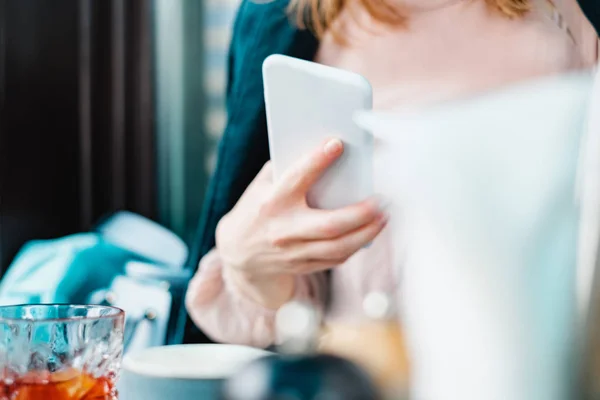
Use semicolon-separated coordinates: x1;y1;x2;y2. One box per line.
122;344;271;380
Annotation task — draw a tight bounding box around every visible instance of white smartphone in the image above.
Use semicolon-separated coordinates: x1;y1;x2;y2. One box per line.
263;54;373;210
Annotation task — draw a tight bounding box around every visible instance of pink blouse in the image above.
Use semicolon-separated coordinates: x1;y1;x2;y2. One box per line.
186;0;599;348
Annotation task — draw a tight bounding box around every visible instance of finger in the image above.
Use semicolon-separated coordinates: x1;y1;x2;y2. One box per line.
255;161;273;181
273;138;343;200
251;254;341;276
275;197;384;243
295;215;388;262
306;197;385;239
289;260;343;275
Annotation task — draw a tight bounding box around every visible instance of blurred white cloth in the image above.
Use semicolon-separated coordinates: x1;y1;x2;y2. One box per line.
355;69;600;400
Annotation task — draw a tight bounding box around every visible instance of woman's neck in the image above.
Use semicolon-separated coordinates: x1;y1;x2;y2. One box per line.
399;0;472;13
337;0;497;37
407;0;498;34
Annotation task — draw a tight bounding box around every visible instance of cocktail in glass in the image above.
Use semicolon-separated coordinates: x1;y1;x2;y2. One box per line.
0;304;124;400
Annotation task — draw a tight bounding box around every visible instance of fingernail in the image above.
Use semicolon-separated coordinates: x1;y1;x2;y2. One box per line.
379;200;391;214
324;138;343;155
379;213;390;225
370;195;391;213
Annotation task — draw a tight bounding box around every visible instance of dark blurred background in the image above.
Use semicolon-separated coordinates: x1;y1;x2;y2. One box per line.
0;0;238;275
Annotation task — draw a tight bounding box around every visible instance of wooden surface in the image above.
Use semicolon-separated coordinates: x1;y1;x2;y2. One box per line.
319;321;411;398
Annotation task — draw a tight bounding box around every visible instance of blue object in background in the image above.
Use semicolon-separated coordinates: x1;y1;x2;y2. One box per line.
0;233;132;305
0;211;189;321
0;211;191;350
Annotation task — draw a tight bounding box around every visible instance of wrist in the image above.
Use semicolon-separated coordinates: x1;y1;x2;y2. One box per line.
223;264;296;310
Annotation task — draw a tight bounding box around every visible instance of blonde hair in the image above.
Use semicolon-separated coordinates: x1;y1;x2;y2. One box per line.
288;0;531;38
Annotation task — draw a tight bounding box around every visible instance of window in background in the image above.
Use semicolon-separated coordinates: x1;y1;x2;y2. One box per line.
203;0;240;174
153;0;239;244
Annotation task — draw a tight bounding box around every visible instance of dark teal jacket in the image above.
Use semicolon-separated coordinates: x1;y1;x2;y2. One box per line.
183;0;599;343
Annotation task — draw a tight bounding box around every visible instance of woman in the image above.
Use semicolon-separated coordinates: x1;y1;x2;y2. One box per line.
185;0;599;347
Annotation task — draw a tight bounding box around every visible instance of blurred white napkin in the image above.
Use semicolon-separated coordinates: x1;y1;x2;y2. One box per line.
355;70;598;400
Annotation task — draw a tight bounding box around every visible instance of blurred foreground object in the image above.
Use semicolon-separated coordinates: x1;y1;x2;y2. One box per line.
319;292;410;399
578;65;600;399
222;301;381;400
355;70;600;400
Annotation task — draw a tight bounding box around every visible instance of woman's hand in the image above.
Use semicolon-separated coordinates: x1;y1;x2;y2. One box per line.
216;138;387;308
